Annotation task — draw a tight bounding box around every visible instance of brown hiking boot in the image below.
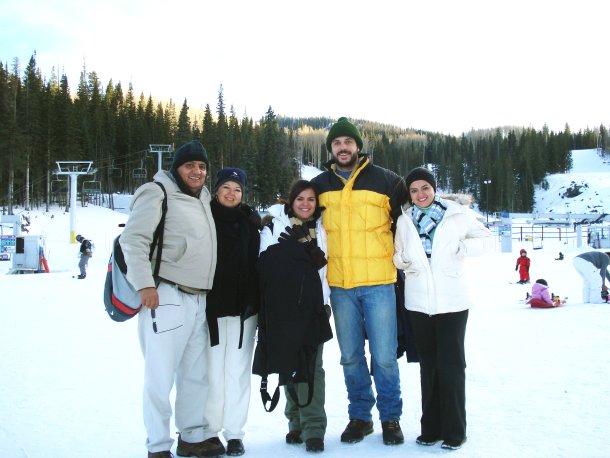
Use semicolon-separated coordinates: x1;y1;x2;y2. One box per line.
203;437;225;455
176;434;224;457
226;439;244;456
381;420;404;445
305;437;325;452
340;419;374;443
286;430;303;444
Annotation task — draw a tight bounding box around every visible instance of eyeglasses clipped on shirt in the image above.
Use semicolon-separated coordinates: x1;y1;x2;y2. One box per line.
150;305;183;334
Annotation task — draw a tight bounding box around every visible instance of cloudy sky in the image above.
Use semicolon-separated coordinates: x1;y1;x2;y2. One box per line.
1;0;607;135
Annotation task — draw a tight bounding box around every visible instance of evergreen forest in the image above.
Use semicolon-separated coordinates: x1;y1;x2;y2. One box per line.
2;54;609;214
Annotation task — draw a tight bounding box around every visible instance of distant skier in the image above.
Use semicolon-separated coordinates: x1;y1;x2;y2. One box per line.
75;234;93;279
515;249;530;284
572;251;610;303
555;252;564;261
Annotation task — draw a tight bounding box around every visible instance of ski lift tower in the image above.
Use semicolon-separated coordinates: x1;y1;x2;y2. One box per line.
149;144;173;172
55;161;94;243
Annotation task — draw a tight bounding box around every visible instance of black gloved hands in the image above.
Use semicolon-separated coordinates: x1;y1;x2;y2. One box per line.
303;241;327;270
278;224;311;243
277;224;327;270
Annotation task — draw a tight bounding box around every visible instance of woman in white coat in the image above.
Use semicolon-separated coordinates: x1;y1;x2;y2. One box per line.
393;167;493;451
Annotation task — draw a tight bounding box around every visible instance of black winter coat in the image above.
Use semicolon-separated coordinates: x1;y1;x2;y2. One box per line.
206;200;261;348
253;237;332;381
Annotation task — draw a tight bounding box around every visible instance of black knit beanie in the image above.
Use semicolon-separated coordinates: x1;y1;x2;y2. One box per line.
326;117;363;152
170;140;209;172
536;279;548;286
405;167;436;192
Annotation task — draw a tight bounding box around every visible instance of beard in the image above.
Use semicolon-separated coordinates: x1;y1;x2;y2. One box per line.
335;150;358;169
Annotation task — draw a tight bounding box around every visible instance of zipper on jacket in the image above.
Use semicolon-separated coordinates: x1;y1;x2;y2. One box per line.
297;276;305;307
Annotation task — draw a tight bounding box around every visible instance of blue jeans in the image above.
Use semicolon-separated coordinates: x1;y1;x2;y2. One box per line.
330;284;402;422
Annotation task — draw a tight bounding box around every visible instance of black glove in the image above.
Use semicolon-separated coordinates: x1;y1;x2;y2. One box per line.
287;224;311;242
304;241;327;270
515;266;518;271
278;224;311;243
526;266;529;272
278;229;292;243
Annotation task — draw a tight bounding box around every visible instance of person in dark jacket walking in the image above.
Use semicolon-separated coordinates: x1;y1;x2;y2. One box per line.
75;234;92;279
255;179;332;453
203;168;261;457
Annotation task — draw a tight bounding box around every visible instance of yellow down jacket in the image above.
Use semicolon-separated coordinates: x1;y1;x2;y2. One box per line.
311;156;407;288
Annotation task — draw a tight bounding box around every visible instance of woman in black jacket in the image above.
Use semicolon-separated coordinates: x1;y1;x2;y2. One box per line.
202;168;260;457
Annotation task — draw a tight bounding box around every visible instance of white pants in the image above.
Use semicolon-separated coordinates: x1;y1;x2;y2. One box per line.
138;282;209;453
203;315;257;441
573;257;605;303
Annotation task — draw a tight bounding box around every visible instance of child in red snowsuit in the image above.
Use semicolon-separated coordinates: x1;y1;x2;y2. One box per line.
515;249;530;284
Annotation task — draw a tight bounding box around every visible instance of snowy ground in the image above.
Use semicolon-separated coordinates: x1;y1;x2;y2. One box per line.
1;149;609;458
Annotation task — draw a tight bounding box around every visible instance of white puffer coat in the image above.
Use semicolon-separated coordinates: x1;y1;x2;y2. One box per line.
393;195;493;315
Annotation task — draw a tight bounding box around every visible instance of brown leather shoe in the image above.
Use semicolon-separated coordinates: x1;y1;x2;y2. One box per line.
176;434;224;457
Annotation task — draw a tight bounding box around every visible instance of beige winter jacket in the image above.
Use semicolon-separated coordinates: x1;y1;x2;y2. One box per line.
121;170;217;291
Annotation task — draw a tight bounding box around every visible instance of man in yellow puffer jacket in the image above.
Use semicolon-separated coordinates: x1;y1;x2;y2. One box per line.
311;117;408;447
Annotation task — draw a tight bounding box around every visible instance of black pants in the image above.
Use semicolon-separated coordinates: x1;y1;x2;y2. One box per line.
409;309;468;442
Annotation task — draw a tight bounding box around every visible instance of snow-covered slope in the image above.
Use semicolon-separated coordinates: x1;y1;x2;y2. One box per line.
1;151;609;458
534;149;610;214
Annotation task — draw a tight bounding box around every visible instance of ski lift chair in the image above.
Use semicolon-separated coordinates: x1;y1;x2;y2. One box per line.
132;167;147;179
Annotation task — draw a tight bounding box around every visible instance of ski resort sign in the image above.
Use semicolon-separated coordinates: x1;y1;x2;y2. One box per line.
1;235;16;253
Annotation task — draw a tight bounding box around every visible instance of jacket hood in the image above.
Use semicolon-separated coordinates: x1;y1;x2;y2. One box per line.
401;194;473;217
268;203;287;219
441;193;474;206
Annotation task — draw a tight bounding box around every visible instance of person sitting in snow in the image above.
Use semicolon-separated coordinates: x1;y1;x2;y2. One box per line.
555;252;564;261
528;279;562;308
515;249;530;284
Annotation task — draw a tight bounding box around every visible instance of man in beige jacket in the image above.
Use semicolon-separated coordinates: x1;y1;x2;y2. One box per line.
121;140;222;458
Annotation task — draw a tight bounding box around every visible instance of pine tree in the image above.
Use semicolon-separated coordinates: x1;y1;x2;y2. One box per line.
175;98;191;146
216;85;228;169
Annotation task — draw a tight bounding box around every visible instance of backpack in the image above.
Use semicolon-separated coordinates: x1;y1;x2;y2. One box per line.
83;240;93;256
103;182;167;322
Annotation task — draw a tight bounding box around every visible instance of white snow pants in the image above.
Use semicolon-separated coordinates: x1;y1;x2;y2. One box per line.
573;257;605;303
203;315;257;441
138;282;209;453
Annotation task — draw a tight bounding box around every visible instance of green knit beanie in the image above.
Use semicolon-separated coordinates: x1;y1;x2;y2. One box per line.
326;117;363;152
